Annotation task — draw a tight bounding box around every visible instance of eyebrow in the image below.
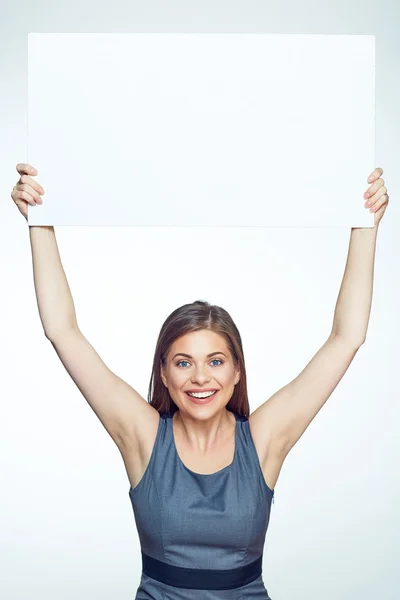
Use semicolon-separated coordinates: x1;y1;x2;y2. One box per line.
172;351;227;360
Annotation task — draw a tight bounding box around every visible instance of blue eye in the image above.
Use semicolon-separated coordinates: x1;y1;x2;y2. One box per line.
176;359;223;368
177;360;190;368
211;359;223;366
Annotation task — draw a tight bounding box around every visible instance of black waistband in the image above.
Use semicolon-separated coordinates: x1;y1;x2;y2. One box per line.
141;551;263;590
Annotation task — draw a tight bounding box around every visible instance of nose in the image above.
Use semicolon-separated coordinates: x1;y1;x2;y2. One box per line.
191;366;212;386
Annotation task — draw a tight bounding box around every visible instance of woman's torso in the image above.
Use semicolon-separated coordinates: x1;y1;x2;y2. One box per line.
123;408;280;492
123;409;276;599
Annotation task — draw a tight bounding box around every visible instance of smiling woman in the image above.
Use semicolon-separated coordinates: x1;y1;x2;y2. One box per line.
124;299;275;599
13;152;389;599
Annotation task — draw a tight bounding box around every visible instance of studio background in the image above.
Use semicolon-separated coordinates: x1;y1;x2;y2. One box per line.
1;1;399;599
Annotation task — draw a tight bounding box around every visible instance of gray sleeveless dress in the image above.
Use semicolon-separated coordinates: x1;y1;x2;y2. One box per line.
129;410;275;599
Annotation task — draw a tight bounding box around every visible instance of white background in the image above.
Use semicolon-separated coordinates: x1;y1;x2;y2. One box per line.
1;2;399;599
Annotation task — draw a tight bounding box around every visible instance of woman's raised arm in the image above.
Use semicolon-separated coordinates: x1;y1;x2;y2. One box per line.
11;163;158;453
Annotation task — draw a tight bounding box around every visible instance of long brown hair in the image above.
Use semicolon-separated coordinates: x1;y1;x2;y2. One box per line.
147;300;249;418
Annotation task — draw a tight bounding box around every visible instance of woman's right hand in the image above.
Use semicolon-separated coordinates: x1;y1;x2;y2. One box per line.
11;163;45;221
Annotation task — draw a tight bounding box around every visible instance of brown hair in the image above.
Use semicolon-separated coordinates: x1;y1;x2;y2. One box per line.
147;300;249;418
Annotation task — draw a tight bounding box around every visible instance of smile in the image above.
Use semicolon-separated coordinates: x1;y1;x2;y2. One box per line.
185;390;219;404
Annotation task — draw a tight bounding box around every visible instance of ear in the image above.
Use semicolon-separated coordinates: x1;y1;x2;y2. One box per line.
234;369;240;386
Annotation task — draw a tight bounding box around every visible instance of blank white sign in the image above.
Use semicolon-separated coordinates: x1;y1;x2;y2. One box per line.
27;33;375;227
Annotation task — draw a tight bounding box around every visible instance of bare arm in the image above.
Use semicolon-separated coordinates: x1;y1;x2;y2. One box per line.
28;223;158;449
11;163;157;452
29;225;78;338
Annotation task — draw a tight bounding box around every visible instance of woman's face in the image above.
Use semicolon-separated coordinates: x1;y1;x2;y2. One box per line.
161;329;240;416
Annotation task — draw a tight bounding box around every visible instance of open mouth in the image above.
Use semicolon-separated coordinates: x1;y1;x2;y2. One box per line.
185;390;219;403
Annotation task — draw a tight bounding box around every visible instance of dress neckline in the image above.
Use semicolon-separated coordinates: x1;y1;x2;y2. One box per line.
170;411;238;477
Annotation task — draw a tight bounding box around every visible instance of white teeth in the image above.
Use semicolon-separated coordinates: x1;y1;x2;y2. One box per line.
187;390;217;399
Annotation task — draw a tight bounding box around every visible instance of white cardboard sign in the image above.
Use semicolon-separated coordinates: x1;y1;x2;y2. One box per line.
27;33;375;227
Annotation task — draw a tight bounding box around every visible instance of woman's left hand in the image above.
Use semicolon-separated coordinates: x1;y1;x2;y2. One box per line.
364;167;389;227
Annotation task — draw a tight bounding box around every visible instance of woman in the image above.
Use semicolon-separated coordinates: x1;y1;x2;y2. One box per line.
11;163;389;599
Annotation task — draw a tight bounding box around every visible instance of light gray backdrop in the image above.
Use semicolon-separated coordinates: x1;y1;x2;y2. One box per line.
1;1;399;599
